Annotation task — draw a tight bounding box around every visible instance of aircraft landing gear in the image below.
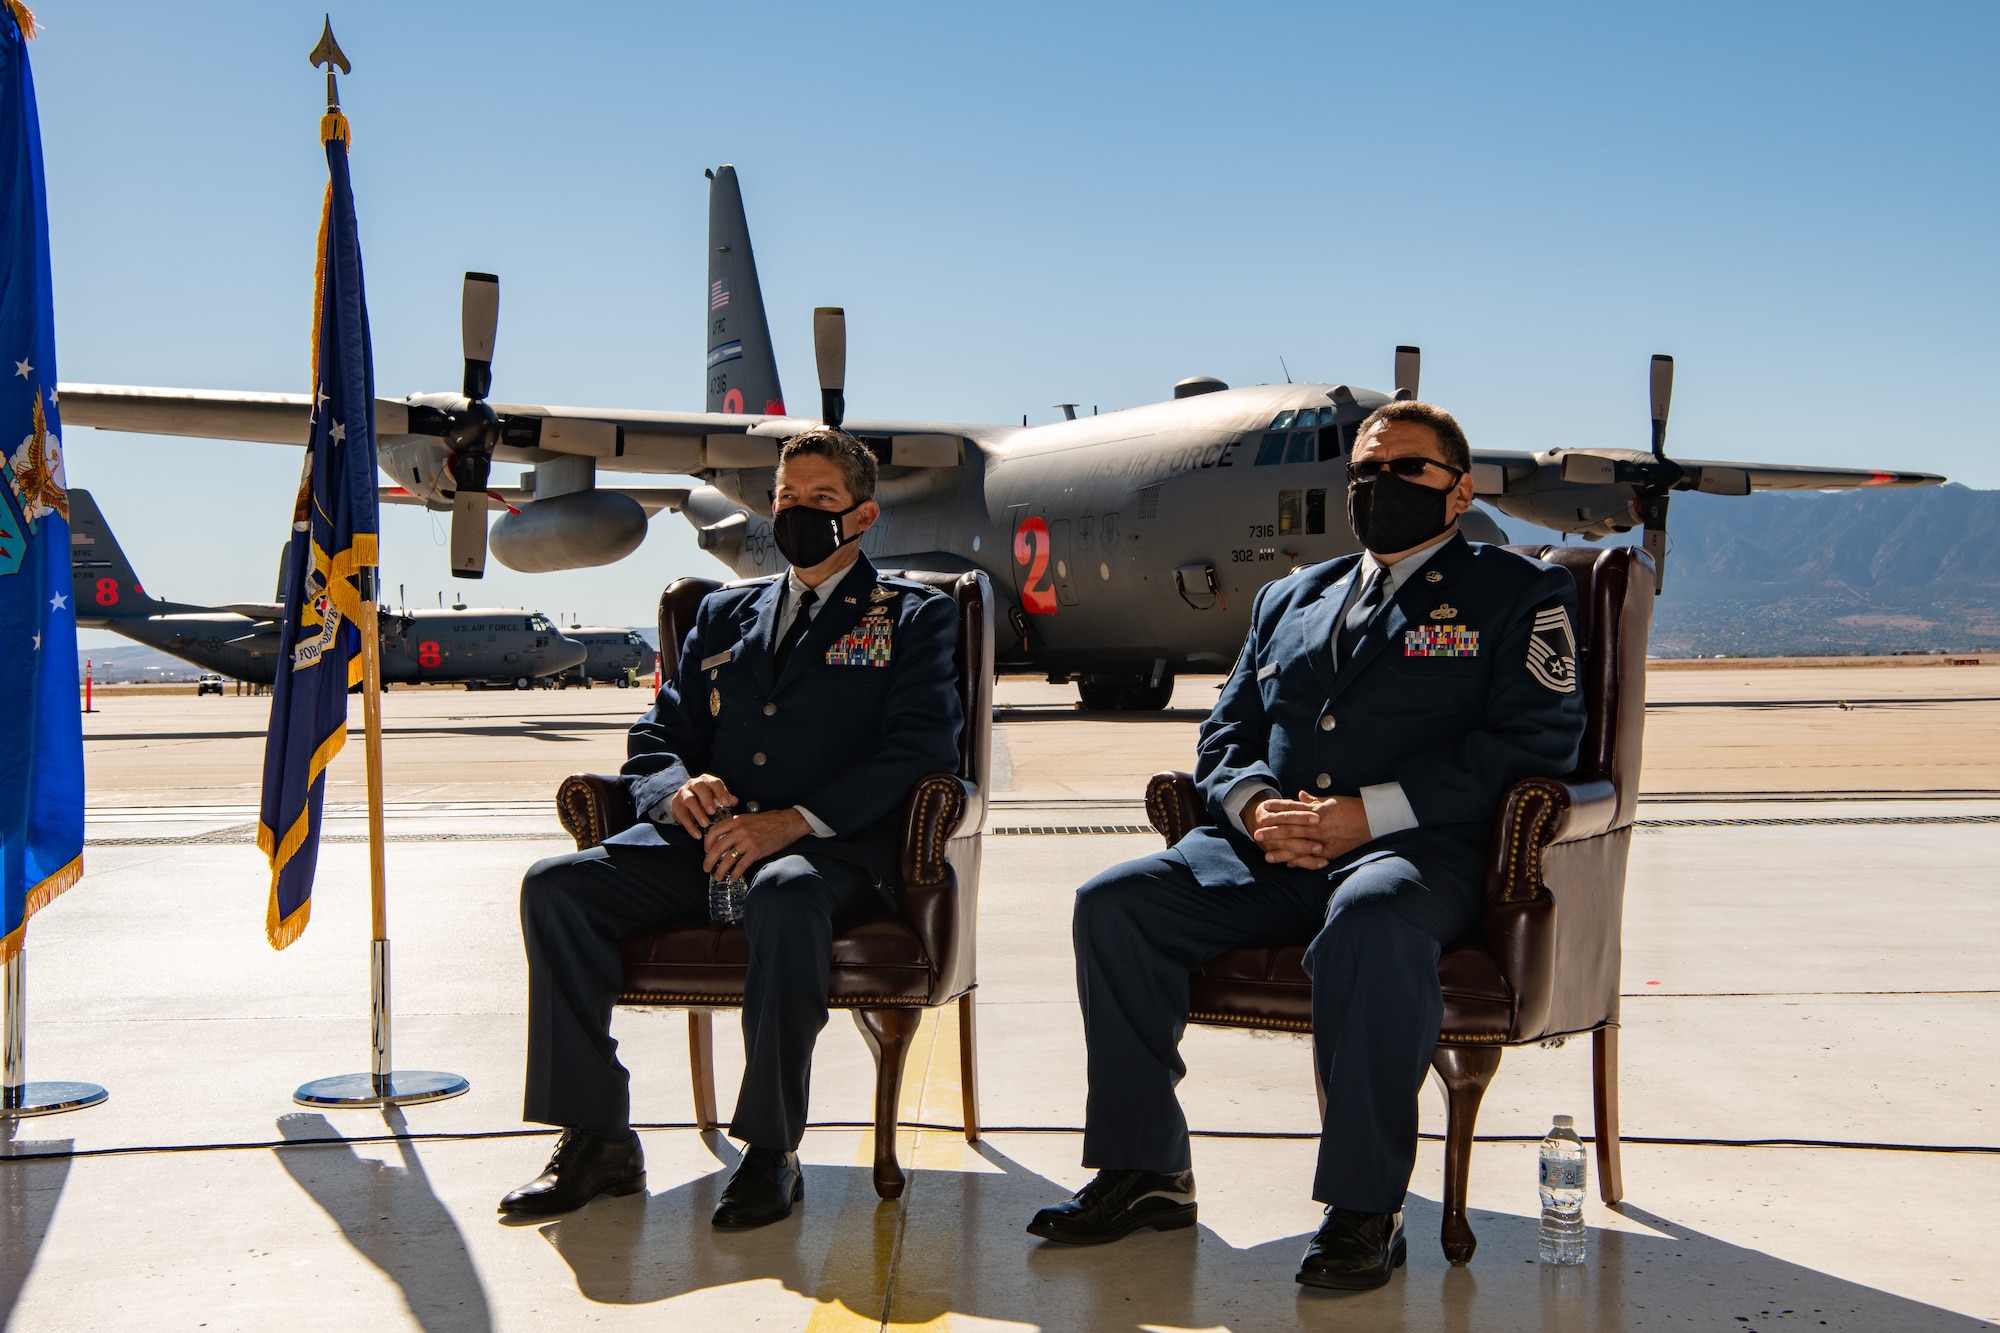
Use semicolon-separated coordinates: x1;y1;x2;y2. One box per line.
1076;669;1175;712
515;677;531;690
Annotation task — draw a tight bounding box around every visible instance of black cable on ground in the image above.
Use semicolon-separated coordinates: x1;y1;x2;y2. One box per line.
3;1124;1995;1164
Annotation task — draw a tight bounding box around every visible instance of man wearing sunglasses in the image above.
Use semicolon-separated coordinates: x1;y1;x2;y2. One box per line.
1029;401;1587;1291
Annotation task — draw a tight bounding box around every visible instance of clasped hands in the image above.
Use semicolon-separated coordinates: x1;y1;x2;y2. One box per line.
668;773;809;878
1245;790;1371;871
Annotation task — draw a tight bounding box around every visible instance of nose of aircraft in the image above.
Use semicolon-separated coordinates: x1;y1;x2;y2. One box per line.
546;630;588;674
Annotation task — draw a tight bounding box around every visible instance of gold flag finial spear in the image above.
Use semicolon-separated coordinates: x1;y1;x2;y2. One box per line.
308;15;351;115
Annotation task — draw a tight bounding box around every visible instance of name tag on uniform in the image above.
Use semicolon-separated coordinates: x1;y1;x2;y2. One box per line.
826;611;894;667
1256;661;1280;681
1404;625;1479;657
700;647;736;671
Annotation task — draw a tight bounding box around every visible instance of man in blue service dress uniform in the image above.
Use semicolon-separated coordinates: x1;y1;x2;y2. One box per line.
502;428;963;1228
1027;401;1588;1290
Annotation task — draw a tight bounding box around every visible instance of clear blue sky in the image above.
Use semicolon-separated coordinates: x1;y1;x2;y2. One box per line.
31;0;1997;644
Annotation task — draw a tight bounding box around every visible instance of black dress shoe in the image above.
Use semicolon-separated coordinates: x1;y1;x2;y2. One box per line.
1296;1207;1406;1291
499;1129;646;1217
1025;1168;1197;1245
711;1146;804;1230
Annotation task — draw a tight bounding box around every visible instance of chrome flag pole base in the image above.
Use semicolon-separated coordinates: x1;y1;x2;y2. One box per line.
293;941;469;1107
293;1070;469;1109
2;952;109;1118
1;1081;108;1120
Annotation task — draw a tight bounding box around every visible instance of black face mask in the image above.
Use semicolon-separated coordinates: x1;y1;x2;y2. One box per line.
1347;469;1455;554
771;500;862;569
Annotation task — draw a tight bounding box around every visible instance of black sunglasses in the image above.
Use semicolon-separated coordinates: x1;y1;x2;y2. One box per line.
1346;457;1465;485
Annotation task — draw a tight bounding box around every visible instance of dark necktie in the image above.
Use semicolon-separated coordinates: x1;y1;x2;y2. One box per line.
773;587;820;676
1336;566;1392;666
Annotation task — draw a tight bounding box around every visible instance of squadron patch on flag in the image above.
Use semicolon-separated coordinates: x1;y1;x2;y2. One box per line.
1526;604;1578;693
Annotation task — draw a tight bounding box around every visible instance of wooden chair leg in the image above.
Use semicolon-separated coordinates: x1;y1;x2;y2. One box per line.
1431;1044;1503;1266
853;1007;923;1200
1593;1025;1624;1204
687;1010;718;1131
958;992;982;1143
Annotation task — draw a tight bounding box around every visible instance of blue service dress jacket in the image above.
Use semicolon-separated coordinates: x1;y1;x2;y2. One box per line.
1179;533;1589;890
613;552;965;885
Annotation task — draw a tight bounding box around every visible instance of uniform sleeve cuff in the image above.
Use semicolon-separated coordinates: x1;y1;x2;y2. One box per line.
1221;779;1280;835
795;806;836;838
1360;781;1419;839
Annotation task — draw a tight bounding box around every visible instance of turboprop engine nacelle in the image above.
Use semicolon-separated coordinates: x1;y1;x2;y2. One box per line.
489;490;648;573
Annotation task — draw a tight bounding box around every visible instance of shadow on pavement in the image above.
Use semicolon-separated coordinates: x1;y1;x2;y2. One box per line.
274;1111;492;1333
530;1137;1994;1332
0;1129;72;1329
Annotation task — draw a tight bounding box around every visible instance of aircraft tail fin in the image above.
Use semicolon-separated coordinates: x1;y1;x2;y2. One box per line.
705;165;786;416
67;488;174;619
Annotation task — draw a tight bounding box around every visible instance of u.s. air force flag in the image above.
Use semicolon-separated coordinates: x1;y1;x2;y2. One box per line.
256;105;378;950
0;2;83;964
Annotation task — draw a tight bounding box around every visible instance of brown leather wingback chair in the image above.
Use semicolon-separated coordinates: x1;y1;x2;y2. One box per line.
554;569;994;1200
1143;545;1654;1263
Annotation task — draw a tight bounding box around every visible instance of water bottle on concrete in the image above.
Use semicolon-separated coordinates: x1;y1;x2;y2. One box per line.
1537;1114;1587;1264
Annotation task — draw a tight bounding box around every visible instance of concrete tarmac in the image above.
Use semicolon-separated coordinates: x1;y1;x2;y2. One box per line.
4;664;1997;1330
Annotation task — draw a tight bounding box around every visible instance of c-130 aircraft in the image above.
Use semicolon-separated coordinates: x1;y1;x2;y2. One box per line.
62;166;1942;710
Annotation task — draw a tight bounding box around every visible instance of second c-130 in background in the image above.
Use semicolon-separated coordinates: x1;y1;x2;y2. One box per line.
69;489;586;689
60;166;1943;710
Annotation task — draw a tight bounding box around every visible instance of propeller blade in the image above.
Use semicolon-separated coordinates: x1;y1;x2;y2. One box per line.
1638;492;1670;593
814;306;846;428
1649;353;1673;458
449;491;489;579
1393;345;1421;400
462;272;499;401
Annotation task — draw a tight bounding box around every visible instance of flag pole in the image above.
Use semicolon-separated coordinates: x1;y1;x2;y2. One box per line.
0;2;105;1123
1;946;107;1119
361;576;391;1088
286;16;464;1110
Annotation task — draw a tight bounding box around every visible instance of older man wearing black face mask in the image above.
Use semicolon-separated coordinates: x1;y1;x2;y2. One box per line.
1027;401;1587;1291
502;427;962;1230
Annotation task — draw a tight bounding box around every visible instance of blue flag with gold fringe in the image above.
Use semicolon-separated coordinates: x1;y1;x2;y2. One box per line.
256;104;378;950
0;1;82;964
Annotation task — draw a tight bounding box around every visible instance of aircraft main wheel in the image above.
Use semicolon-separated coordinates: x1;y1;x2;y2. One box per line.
1120;674;1176;711
616;677;628;688
1077;672;1175;711
515;677;531;690
1076;678;1120;710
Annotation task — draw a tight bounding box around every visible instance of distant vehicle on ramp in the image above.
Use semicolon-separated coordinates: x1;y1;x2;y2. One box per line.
69;489;587;688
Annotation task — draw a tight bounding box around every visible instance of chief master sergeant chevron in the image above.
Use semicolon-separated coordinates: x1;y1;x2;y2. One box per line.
504;427;962;1229
1027;400;1588;1290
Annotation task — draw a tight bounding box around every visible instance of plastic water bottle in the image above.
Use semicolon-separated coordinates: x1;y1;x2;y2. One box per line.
705;808;750;922
1537;1114;1587;1264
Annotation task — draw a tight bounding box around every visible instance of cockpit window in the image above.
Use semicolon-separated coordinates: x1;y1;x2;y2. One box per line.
529;615;553;632
625;632;647;647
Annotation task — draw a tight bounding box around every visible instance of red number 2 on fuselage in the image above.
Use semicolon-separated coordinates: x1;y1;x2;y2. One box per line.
1014;516;1057;615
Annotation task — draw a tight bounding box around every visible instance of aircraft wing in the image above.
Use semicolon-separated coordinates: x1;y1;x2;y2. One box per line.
1678;457;1944;492
1470;448;1944;498
378;484;689;515
60;385;369;445
59;384;971;474
58;382;776;450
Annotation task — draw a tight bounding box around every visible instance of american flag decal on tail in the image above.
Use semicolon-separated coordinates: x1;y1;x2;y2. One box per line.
710;277;730;310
